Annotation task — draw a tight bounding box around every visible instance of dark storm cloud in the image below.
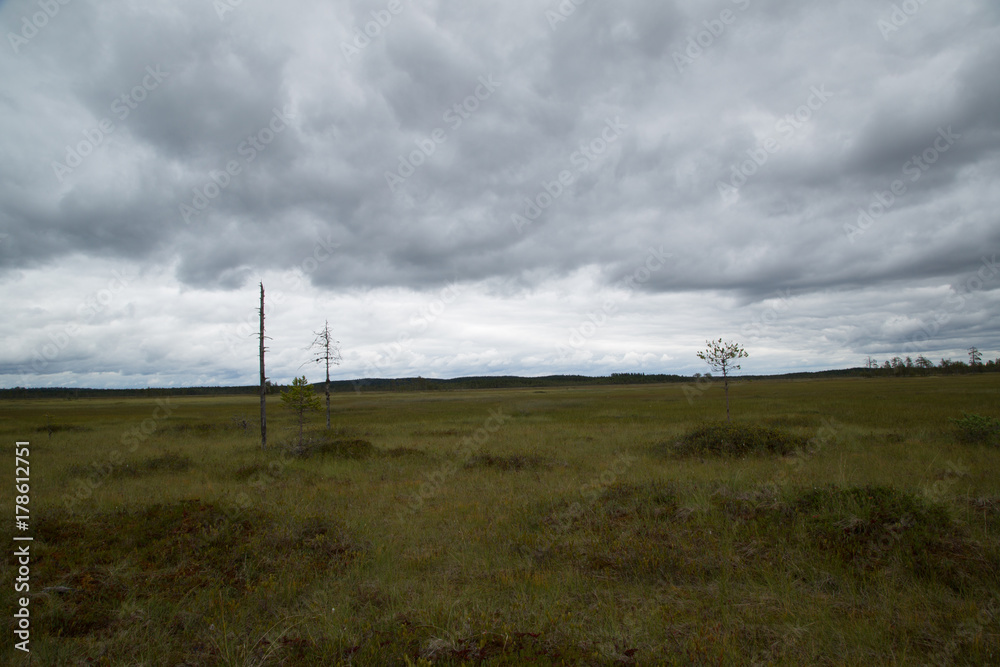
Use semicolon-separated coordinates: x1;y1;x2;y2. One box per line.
1;0;998;387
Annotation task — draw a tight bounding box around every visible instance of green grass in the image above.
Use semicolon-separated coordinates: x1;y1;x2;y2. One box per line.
662;421;807;457
951;413;1000;446
1;376;999;664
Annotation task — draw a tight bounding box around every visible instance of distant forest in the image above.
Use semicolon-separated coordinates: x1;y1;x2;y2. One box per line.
3;362;997;400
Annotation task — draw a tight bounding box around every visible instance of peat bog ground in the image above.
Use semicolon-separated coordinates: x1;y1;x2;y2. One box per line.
1;375;999;664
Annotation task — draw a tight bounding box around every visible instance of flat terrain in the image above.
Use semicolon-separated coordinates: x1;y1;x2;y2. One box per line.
2;376;999;665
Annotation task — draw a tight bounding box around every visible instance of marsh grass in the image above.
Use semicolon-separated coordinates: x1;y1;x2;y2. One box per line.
463;453;554;471
662;421;807;457
286;436;376;460
34;423;90;434
521;480;999;591
280;429;427;461
2;376;999;663
66;451;194;479
952;412;1000;446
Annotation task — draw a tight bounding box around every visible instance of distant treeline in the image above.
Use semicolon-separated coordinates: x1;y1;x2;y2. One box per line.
1;373;685;399
860;355;1000;377
2;364;996;400
344;373;689;393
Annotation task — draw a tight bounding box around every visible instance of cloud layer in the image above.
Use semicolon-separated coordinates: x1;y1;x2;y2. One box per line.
2;0;998;387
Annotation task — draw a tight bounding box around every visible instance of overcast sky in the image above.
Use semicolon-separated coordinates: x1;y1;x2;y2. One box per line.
1;0;998;388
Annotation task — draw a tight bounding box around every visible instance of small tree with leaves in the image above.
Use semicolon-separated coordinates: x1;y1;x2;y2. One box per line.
309;320;342;429
281;376;322;448
697;339;748;422
969;346;982;368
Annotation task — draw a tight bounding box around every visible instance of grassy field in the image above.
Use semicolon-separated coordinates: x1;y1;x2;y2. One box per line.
2;375;999;665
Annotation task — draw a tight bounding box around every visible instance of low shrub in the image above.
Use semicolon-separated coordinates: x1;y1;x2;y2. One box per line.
32;503;364;638
464;454;550;471
664;421;807;457
794;485;999;588
952;413;1000;445
142;451;194;473
161;422;220;435
66;452;193;479
35;423;90;434
381;446;425;458
287;437;376;459
521;481;999;591
232;461;273;481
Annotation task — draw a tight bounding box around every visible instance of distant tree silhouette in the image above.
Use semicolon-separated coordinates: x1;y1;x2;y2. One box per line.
915;356;934;374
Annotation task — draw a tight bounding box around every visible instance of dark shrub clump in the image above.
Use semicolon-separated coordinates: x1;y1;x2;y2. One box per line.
288;437;376;459
952;413;1000;446
665;421;807;457
464;454;550;471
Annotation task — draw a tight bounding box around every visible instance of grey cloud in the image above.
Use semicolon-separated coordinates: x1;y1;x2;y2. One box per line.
1;0;998;387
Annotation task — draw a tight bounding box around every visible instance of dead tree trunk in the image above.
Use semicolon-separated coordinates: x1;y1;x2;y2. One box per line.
323;321;331;429
310;320;340;430
259;283;267;450
324;356;330;430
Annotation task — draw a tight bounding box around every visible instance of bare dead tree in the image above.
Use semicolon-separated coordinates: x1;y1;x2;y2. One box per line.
257;283;270;450
309;319;342;429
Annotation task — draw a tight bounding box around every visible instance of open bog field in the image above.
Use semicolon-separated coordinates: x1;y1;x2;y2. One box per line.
2;375;999;665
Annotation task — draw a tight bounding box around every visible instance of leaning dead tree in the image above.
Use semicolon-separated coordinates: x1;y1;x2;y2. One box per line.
309;320;342;429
